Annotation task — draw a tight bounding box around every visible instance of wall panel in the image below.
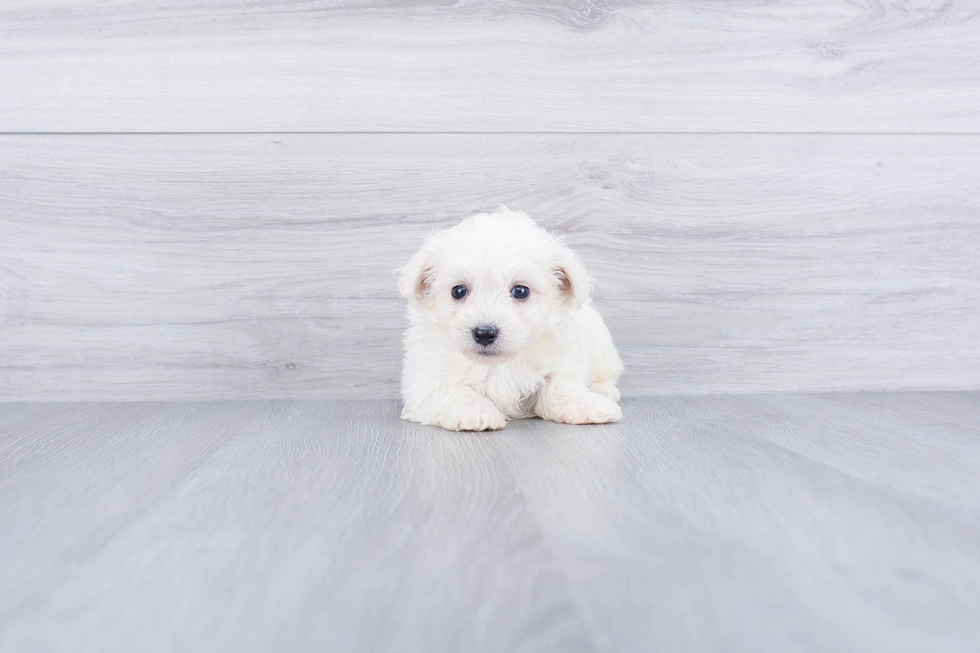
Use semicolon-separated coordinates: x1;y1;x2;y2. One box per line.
2;134;977;400
1;1;979;132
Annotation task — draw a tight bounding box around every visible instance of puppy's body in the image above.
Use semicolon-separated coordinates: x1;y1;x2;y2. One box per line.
398;209;623;431
402;296;621;428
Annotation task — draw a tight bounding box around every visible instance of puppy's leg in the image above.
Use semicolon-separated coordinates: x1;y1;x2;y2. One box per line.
534;374;622;425
582;304;624;403
403;385;507;432
589;380;621;402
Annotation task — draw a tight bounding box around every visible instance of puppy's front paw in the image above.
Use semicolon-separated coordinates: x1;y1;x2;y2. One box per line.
545;392;622;425
437;400;507;432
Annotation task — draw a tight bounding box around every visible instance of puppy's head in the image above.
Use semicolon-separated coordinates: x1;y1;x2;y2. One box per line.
397;208;591;363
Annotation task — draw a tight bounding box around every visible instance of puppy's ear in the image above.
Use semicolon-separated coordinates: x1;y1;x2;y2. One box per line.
396;247;434;302
552;245;592;307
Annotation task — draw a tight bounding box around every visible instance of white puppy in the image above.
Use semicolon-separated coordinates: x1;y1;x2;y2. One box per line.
397;208;623;431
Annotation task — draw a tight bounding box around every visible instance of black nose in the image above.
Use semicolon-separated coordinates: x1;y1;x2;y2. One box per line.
472;325;498;346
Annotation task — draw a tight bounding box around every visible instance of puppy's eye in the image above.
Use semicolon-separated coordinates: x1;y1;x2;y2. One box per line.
451;285;468;300
511;285;530;301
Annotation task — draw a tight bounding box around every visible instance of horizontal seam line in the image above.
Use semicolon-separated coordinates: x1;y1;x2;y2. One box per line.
0;131;979;136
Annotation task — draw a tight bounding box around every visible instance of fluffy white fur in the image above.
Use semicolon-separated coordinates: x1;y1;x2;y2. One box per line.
397;208;623;431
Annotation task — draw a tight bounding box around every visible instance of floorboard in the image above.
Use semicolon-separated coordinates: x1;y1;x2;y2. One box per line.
1;393;978;652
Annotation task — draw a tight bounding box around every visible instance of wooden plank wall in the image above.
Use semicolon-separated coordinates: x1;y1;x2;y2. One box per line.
1;1;978;400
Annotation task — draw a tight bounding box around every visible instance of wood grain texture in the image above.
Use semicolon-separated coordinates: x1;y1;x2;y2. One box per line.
2;133;979;400
493;393;980;652
1;1;979;132
0;400;593;653
1;394;979;652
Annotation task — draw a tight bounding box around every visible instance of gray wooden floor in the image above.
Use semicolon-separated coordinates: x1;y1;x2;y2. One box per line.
1;393;978;653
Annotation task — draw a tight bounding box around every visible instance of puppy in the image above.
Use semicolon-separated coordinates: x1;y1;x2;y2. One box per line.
396;208;623;431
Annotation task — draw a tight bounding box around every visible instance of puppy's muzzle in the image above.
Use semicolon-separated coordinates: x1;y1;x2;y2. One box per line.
472;324;499;347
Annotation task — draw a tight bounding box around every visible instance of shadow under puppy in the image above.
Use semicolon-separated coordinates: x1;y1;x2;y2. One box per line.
397;208;623;431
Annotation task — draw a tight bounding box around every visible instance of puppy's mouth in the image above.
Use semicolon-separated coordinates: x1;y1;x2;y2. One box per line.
464;344;513;363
